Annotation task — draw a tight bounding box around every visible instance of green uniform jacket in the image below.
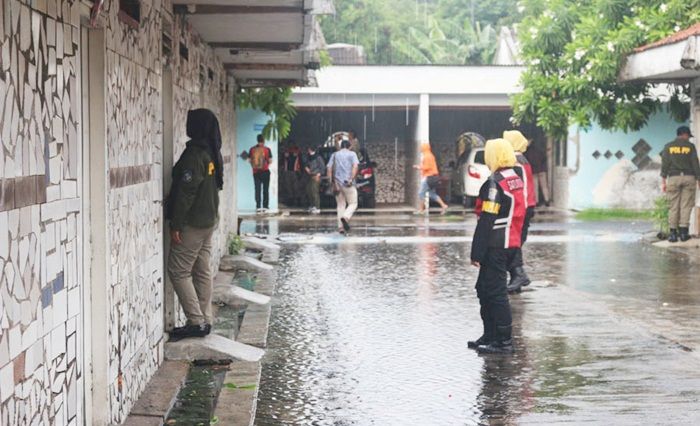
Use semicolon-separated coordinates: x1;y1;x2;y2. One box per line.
660;138;700;179
169;140;220;231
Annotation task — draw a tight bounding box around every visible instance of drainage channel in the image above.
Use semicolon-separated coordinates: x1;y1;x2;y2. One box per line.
165;271;263;425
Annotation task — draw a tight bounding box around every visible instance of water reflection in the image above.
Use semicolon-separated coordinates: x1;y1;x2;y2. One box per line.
255;222;700;425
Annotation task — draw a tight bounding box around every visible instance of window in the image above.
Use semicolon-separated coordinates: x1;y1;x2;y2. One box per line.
179;42;189;61
474;150;485;165
119;0;140;28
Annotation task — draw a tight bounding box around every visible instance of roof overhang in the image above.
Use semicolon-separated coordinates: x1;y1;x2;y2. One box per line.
619;36;700;83
292;65;524;108
172;0;333;87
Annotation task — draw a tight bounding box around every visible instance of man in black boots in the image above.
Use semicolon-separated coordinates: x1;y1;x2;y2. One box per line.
661;126;700;243
468;138;527;355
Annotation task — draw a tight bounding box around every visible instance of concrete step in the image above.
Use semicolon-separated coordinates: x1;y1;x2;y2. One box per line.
220;255;274;272
242;236;281;263
122;360;189;426
213;284;271;306
165;334;264;362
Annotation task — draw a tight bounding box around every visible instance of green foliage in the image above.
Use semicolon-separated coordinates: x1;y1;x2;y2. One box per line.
235;87;297;140
652;196;669;233
224;382;257;390
575;208;654;221
512;0;700;139
228;233;244;255
320;0;518;64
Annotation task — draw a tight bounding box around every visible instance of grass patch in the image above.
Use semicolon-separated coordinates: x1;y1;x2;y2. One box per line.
575;208;654;221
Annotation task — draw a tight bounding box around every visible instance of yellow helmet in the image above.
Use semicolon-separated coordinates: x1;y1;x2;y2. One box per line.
503;130;529;153
484;138;517;172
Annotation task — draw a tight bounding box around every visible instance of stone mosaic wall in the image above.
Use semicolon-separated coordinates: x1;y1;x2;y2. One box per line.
0;0;238;424
370;139;409;204
0;0;83;424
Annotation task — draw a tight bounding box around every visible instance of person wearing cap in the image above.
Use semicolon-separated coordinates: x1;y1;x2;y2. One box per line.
503;130;536;293
468;138;526;354
661;126;700;242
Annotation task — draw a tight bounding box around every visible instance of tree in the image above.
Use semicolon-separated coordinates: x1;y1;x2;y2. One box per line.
511;0;700;140
235;88;297;140
320;0;519;65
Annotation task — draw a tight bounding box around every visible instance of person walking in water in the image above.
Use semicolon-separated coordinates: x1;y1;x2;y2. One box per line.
414;143;448;215
327;139;359;234
469;138;526;354
166;109;224;341
503;130;536;293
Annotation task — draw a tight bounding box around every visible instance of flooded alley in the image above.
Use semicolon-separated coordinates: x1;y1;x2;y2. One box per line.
251;213;700;425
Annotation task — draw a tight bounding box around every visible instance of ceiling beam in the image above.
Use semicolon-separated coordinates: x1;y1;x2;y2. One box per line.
225;63;304;71
209;41;302;51
237;78;304;87
175;5;301;14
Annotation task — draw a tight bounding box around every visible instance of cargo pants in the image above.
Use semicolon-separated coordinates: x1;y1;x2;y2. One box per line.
168;225;216;325
667;175;697;228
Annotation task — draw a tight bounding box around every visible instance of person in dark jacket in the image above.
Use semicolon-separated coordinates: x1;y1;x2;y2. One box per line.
504;130;536;293
304;146;326;214
524;141;550;206
469;138;526;354
166;109;223;341
661;126;700;242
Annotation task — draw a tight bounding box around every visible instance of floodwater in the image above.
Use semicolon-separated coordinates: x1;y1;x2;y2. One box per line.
253;215;700;425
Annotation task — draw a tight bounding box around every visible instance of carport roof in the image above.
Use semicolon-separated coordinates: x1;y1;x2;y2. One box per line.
172;0;334;87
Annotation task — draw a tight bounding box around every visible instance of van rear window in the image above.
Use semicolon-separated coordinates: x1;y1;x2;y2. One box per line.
474;151;485;164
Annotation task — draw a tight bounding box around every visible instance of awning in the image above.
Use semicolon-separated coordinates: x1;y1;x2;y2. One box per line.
619;23;700;83
172;0;333;87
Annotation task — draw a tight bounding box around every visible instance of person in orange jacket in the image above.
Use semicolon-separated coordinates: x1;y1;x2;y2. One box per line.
413;143;448;215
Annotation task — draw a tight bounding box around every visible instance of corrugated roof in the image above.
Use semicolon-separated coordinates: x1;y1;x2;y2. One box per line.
634;22;700;52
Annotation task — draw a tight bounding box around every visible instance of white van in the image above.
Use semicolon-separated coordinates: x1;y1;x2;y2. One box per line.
462;147;491;206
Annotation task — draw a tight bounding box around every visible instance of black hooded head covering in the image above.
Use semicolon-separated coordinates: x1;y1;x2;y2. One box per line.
186;108;224;189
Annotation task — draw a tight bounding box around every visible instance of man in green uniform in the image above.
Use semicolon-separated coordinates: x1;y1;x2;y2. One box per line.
661;126;700;242
166;109;224;340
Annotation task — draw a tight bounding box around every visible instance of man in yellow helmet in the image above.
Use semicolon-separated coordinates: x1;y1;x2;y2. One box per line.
469;139;527;354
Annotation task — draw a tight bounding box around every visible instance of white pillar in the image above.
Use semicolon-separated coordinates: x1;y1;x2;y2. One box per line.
411;94;430;206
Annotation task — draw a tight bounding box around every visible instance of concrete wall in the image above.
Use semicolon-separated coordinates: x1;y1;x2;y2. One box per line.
0;1;238;424
236;109;278;214
566;111;687;210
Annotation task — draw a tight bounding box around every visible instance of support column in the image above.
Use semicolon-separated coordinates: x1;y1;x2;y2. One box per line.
409;94;430;206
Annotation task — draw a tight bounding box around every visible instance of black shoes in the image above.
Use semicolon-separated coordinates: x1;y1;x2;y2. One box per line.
668;229;678;243
679;227;691;242
468;335;492;349
168;323;211;342
341;218;351;233
507;266;531;294
476;339;515;354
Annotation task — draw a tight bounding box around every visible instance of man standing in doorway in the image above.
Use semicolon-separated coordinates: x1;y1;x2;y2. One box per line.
166;109;223;341
661;126;700;242
327;139;359;234
249;134;273;213
304;145;325;214
524;140;550;207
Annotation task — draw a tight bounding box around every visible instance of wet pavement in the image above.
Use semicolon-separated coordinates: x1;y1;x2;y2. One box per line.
250;212;700;425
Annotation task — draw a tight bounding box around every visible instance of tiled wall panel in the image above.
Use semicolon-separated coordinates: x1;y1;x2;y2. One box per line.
1;0;238;424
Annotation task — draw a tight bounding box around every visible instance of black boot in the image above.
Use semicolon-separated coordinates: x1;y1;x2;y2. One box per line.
679;227;691;242
507;267;531;293
477;326;514;354
668;228;678;243
168;323;211;342
468;334;492;349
